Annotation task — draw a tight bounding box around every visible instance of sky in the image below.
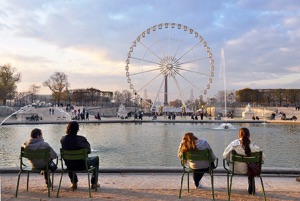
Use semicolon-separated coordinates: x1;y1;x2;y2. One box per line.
0;0;299;102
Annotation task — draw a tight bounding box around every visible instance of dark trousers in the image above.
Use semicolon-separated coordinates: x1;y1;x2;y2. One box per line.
43;171;49;184
68;156;99;184
192;167;209;187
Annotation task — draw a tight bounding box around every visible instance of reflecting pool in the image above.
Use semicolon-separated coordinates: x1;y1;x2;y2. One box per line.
0;122;299;168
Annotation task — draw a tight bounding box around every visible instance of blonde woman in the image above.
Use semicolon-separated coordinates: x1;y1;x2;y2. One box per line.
178;132;217;188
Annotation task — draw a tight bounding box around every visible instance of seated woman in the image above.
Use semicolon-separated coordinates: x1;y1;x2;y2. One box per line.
223;127;265;194
178;132;217;188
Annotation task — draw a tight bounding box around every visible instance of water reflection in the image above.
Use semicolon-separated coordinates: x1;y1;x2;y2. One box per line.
0;123;299;168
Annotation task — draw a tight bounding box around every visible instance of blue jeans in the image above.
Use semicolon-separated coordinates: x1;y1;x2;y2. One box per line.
68;156;99;184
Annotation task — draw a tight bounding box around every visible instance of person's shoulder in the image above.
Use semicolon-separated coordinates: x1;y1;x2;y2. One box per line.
77;135;88;140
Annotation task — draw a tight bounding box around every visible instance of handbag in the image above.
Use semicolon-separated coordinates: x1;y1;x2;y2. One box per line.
48;160;57;172
247;162;261;177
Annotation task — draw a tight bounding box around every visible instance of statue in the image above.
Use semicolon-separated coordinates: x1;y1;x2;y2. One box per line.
242;103;255;119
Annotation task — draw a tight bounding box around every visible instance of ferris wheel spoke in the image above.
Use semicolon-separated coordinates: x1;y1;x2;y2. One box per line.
139;40;164;61
129;67;162;76
176;71;204;92
153;31;167;59
175;40;202;63
135;71;165;94
130;56;162;66
152;77;166;108
173;33;187;59
171;76;187;107
176;56;209;66
175;68;211;76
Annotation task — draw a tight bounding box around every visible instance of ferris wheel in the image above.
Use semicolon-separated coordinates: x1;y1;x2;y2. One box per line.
125;23;214;110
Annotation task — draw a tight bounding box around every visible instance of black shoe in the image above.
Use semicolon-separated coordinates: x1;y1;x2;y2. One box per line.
45;180;51;188
248;186;256;194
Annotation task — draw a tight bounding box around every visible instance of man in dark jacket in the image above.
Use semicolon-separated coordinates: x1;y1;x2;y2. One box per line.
60;121;100;189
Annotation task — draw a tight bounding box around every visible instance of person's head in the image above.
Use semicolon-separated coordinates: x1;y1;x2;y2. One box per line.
180;132;198;152
66;121;79;136
238;127;251;156
31;128;42;139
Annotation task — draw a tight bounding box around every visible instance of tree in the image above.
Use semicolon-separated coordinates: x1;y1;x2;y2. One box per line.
43;72;69;105
273;88;284;107
0;64;21;105
113;90;123;106
28;84;41;103
122;90;133;106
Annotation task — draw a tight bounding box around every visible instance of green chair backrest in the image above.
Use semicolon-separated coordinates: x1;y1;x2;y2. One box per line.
232;150;262;163
183;149;212;161
21;147;50;160
60;149;88;160
60;148;89;170
20;147;50;170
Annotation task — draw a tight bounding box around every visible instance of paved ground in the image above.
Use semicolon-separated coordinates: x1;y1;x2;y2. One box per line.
1;172;300;201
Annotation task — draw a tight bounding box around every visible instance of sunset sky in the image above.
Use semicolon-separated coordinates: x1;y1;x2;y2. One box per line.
0;0;299;101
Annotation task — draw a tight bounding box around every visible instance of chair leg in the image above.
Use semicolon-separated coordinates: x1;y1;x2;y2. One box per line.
211;172;215;200
228;175;234;201
26;172;29;191
179;172;185;199
51;171;54;191
226;173;229;196
15;171;22;197
46;171;50;197
187;172;190;193
87;172;91;198
56;172;64;198
259;176;266;201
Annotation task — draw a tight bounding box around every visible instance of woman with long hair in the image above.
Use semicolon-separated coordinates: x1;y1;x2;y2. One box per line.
178;132;216;188
223;127;265;194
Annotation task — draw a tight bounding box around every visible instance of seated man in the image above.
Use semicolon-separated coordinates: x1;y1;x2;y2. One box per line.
60;121;100;189
22;128;57;187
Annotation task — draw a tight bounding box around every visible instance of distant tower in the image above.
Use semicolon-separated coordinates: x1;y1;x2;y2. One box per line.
144;89;148;100
190;89;194;102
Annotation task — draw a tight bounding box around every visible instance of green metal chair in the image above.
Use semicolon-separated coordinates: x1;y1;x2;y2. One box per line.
57;148;98;198
15;147;57;197
223;150;266;201
179;149;218;200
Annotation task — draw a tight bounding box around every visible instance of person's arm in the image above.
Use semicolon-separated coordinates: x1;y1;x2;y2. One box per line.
82;137;91;154
223;143;233;160
251;143;266;161
44;142;57;159
49;146;57;159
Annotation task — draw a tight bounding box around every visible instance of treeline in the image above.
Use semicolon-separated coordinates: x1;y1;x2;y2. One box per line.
236;88;300;107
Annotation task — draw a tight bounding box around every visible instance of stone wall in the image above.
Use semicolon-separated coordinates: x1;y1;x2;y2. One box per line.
0;106;15;117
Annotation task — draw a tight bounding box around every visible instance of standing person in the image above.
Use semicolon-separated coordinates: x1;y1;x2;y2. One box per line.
178;132;217;188
86;111;89;120
60;121;100;190
223;127;265;194
22;128;57;187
